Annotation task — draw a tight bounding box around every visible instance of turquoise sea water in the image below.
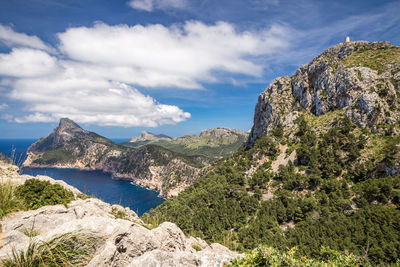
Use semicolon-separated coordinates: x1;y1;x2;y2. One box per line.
0;139;164;216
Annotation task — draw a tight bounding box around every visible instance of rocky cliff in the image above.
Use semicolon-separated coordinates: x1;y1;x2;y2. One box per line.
248;41;400;146
24;118;204;198
0;161;238;266
147;41;400;264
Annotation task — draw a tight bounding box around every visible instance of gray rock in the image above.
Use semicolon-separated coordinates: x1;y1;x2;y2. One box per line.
248;41;400;146
0;165;239;266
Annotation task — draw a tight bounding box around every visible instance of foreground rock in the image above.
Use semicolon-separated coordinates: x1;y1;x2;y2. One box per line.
0;163;239;266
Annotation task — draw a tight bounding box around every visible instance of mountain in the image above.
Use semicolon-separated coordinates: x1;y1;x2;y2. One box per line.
129;131;173;143
123;127;249;160
248;40;400;147
23;118;205;198
145;41;400;264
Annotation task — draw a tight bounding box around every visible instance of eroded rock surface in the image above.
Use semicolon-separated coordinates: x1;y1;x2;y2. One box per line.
0;166;238;266
248;41;400;146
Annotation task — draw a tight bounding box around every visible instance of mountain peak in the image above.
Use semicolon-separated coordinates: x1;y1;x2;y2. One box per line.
248;40;400;147
56;118;87;136
58;118;82;129
129;131;172;142
199;127;248;137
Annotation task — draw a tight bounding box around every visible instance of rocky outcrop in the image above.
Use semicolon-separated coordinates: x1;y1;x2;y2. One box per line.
129;131;172;142
200;127;248;138
0;164;238;266
248;41;400;146
23;119;203;198
0;153;13;165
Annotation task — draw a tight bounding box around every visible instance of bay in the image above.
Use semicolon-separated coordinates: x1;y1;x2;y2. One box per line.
0;139;164;216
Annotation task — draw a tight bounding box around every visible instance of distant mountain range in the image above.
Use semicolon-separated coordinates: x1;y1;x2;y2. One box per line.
123;127;248;160
23;118;248;198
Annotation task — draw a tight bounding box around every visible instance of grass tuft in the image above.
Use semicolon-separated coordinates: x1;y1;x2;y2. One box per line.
0;179;24;219
1;232;103;267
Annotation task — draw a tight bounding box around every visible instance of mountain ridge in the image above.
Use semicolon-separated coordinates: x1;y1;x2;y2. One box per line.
248;40;400;147
23;119;249;198
23;119;205;198
123;127;249;160
146;40;400;264
129;131;173;142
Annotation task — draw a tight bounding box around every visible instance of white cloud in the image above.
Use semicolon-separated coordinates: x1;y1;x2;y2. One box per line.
128;0;186;12
0;48;59;77
58;21;290;88
11;80;190;127
0;103;8;110
0;25;54;53
0;21;291;127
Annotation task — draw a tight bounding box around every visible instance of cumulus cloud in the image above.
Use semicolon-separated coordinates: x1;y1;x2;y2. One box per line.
11;81;190;126
127;0;186;12
58;21;290;88
0;21;291;126
0;48;59;77
0;25;54;53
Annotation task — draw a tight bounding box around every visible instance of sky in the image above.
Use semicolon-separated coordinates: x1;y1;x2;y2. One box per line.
0;0;399;139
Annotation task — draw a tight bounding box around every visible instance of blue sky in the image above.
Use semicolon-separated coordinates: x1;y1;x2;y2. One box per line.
0;0;399;139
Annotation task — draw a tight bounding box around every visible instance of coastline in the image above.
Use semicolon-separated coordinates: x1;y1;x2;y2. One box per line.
22;165;167;199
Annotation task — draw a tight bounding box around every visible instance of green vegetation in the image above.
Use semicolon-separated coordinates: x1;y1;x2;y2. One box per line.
110;207;126;219
77;193;91;200
0;179;75;218
32;148;76;165
229;246;372;266
342;46;400;74
1;232;103;267
122;131;248;160
191;244;202;252
0;179;24;218
16;179;74;210
144;111;400;264
21;227;41;238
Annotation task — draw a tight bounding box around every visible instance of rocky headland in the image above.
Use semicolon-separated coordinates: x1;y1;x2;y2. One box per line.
23;118;206;198
23;119;248;199
146;40;400;264
248;41;400;146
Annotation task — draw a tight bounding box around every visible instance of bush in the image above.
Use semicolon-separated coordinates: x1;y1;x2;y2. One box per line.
16;179;74;210
229;246;370;267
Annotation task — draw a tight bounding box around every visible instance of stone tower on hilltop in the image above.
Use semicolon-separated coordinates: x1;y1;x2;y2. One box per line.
344;36;350;43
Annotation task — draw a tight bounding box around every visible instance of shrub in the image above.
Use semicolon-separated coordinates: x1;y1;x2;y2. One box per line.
229;246;370;267
16;179;74;210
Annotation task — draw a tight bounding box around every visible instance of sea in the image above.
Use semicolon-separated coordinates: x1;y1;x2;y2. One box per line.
0;139;165;216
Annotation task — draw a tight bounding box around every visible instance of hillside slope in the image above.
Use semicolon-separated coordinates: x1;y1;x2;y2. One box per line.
145;41;400;264
123;127;248;160
23;118;205;198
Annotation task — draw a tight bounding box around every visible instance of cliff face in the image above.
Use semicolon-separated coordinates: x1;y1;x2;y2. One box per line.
248;41;400;146
148;41;400;264
24;119;204;198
